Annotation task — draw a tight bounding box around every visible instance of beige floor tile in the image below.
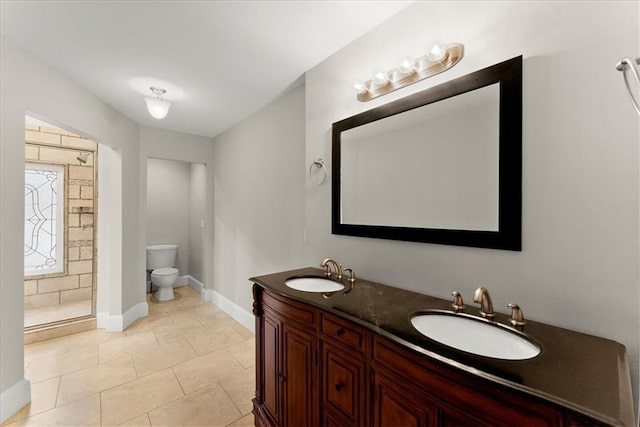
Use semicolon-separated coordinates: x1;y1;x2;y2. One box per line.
172;348;243;395
228;321;254;340
57;356;138;406
172;287;202;302
11;288;257;427
152;321;212;345
188;326;245;356
147;383;241;427
99;331;159;363
226;413;255;427
227;339;255;369
219;367;255;416
24;328;122;364
147;299;172;316
100;369;184;426
118;412;151;426
2;377;60;423
125;312;174;336
6;394;101;427
146;288;203;316
132;340;198;378
197;312;235;330
26;345;99;383
169;304;221;325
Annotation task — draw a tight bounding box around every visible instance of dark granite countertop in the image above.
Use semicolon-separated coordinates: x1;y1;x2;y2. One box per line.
251;267;635;427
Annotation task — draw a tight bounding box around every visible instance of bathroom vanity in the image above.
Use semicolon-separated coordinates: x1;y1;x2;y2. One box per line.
251;267;634;427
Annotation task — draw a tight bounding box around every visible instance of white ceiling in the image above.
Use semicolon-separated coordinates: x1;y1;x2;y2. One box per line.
1;1;412;138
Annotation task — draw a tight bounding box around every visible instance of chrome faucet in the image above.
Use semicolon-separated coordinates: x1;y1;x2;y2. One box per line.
321;258;343;280
473;286;495;319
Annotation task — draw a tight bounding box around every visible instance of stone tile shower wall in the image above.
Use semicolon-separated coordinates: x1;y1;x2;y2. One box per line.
23;124;97;319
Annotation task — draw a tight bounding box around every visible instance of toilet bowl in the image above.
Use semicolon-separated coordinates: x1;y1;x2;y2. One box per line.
146;244;179;301
150;267;178;301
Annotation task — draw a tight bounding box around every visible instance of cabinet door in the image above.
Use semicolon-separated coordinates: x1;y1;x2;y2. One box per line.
263;313;281;424
372;370;438;427
322;344;364;427
282;322;316;427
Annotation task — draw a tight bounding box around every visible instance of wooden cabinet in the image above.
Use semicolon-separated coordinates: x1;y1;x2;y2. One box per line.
254;287;318;427
253;284;601;427
282;323;316;427
372;336;566;427
372;369;439;427
320;312;366;427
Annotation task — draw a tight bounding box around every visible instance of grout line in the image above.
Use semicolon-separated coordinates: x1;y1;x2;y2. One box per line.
170;367;187;397
54;375;63;407
218;379;246;421
98;389;103;427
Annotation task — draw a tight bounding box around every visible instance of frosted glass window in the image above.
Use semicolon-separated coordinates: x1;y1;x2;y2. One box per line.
24;163;65;276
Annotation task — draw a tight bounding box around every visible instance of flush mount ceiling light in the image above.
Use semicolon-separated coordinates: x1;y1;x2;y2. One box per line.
145;86;172;119
354;42;464;102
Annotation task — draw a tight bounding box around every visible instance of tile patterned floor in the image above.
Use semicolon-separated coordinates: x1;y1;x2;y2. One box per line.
4;286;255;426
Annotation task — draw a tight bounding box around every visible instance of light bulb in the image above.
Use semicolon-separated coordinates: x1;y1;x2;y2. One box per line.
145;97;171;120
373;71;389;86
426;42;446;62
398;57;415;74
353;81;368;94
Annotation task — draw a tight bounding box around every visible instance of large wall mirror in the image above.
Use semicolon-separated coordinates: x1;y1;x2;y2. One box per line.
332;56;522;251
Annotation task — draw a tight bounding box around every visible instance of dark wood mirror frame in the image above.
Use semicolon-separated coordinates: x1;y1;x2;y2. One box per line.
332;55;522;251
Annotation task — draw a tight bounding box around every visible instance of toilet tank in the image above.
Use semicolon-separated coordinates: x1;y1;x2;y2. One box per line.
146;244;178;270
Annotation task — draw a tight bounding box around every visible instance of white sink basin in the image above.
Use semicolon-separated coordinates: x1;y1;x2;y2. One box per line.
410;311;540;360
285;277;345;293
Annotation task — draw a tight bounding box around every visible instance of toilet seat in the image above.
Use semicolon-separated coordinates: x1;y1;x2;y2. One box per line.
151;267;178;276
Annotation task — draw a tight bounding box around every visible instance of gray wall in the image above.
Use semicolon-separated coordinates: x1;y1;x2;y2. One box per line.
211;85;306;312
189;163;207;283
1;35;140;416
304;0;639;411
139;125;213;290
146;158;191;274
207;3;639;414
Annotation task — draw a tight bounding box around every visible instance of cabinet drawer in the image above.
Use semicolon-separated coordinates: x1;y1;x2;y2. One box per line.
322;344;365;426
321;313;365;353
262;291;316;327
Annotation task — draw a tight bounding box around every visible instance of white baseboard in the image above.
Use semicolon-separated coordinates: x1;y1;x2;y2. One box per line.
207;289;254;333
99;275;252;335
0;378;31;423
188;276;205;296
185;278;252;331
97;302;148;332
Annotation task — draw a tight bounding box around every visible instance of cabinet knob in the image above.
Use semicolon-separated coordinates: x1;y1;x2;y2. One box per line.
336;328;345;336
335;382;345;392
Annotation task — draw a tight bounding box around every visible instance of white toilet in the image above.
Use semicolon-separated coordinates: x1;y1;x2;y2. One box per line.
146;244;179;301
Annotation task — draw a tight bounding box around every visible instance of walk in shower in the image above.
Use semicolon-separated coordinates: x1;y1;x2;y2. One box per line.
24;115;97;332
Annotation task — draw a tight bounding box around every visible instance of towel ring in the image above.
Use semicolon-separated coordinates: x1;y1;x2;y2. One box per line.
616;57;640;117
309;159;327;185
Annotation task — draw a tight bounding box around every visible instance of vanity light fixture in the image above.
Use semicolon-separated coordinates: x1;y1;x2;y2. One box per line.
145;86;172;120
353;42;464;102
